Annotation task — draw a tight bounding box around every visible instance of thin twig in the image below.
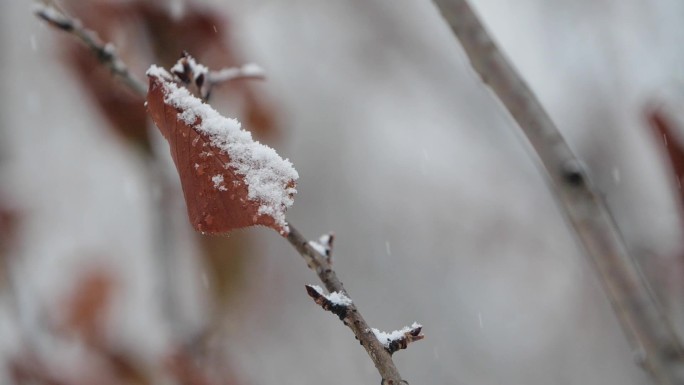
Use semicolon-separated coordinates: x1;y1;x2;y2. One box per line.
35;5;420;383
207;63;265;86
432;1;684;383
287;224;414;385
33;2;147;96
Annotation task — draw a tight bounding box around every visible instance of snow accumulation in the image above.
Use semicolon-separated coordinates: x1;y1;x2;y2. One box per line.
308;240;327;256
146;65;298;228
371;322;422;348
308;233;333;257
308;285;352;306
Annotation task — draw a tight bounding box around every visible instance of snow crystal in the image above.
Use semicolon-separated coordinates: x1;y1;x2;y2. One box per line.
211;174;227;191
147;65;298;228
371;322;422;348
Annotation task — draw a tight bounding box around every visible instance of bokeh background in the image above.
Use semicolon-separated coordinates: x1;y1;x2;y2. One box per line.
2;0;684;384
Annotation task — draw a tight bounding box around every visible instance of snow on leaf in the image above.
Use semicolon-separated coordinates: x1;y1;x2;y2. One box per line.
146;65;298;235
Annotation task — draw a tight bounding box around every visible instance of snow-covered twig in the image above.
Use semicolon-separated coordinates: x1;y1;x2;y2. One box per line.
305;284;352;320
306;284;423;355
432;0;684;383
288;224;415;385
371;323;424;355
33;2;147;96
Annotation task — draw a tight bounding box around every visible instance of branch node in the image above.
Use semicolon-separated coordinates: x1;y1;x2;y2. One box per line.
560;159;587;187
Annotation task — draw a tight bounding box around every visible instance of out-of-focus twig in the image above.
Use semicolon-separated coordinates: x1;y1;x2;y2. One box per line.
432;1;684;383
33;2;147;96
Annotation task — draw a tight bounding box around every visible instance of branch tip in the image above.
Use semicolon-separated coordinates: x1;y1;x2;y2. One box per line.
371;323;424;355
33;1;147;96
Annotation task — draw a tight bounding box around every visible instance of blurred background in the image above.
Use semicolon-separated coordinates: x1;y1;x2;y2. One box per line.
2;0;684;384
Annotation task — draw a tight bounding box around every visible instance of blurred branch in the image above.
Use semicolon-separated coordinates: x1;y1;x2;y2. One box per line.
33;2;147;96
288;225;418;384
204;63;265;101
35;4;421;383
432;0;684;383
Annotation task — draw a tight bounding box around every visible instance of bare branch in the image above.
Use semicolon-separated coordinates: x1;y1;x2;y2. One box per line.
33;2;147;97
207;63;265;85
288;224;415;385
432;0;684;383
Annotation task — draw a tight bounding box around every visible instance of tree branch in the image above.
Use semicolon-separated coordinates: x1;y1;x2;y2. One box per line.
33;2;147;96
287;225;416;385
432;1;684;383
35;5;421;384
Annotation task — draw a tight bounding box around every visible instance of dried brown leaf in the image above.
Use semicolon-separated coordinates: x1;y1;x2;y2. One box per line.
146;68;296;235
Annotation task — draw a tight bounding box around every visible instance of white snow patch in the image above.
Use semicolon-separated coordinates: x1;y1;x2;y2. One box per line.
309;285;324;295
371;322;422;348
212;174;227;191
308;285;352;306
147;66;298;228
327;291;352;306
308;240;327;256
